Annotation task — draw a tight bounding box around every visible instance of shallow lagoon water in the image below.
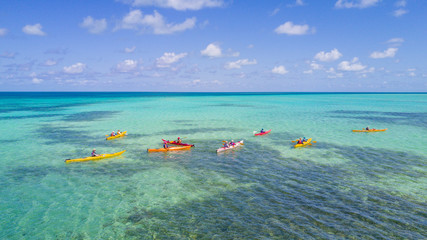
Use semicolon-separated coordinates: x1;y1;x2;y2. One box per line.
0;92;426;239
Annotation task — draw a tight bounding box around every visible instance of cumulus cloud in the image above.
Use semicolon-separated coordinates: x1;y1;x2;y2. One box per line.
370;48;398;59
80;16;107;34
125;46;136;53
156;52;187;67
272;65;288;75
338;57;366;71
274;21;314;35
117;10;196;34
225;59;257;69
314;48;342;62
0;28;7;36
32;78;43;84
115;59;138;72
125;0;224;10
335;0;380;8
201;43;222;57
22;23;46;36
63;62;86;74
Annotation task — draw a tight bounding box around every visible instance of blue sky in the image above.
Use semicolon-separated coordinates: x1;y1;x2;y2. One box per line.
0;0;426;92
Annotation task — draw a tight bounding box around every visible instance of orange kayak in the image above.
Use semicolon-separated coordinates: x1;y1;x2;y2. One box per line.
147;145;192;153
352;129;387;132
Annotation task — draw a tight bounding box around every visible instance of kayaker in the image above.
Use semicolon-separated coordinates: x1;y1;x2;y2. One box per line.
111;131;116;136
92;149;99;157
297;138;303;144
260;128;264;133
177;137;182;144
163;142;168;149
230;140;235;146
117;130;121;135
223;141;229;148
302;137;307;142
365;126;369;130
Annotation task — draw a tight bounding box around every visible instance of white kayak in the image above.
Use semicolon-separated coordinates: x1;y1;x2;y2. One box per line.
216;140;244;153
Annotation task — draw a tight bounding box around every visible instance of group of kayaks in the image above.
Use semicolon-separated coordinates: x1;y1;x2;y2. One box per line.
65;127;387;163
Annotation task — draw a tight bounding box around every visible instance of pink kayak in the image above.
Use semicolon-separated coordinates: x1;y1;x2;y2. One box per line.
254;129;271;136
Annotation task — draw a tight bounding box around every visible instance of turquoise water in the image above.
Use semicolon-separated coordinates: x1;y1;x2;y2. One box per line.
0;92;426;239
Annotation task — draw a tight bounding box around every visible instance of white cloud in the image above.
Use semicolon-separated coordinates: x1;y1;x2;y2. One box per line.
0;28;7;36
370;48;398;59
272;65;288;75
271;8;280;16
338;57;366;71
156;52;187;67
116;59;138;72
393;9;408;17
0;51;15;58
201;43;222;57
32;78;43;84
287;0;305;7
387;38;404;44
274;21;314;35
310;62;322;70
314;48;342;62
44;60;57;66
225;59;257;69
335;0;380;9
118;10;196;34
127;0;224;10
125;46;136;53
63;62;86;74
395;0;406;7
22;23;46;36
80;16;107;34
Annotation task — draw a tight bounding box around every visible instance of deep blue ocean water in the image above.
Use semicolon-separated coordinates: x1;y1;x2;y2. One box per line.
0;92;426;239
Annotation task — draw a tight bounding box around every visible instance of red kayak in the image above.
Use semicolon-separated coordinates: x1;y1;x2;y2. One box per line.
162;139;195;147
254;129;271;136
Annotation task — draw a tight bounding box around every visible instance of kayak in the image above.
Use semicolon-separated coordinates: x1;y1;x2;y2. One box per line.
162;139;194;147
352;129;387;132
254;129;271;136
216;140;244;153
65;150;126;163
147;145;192;153
106;131;127;140
294;138;312;148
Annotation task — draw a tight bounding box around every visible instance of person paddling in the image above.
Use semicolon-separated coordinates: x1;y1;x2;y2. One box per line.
223;141;229;148
260;128;265;133
302;137;307;142
163;142;169;149
177;137;182;144
230;140;235;146
111;131;116;136
365;126;370;130
297;138;303;144
117;130;121;135
92;149;99;157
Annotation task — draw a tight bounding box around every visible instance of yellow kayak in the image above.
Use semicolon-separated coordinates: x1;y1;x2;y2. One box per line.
352;129;387;132
147;145;192;153
65;150;126;163
294;138;312;148
106;131;127;140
